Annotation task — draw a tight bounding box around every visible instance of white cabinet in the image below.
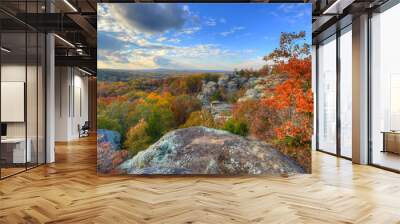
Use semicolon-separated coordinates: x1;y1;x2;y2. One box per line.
1;138;32;163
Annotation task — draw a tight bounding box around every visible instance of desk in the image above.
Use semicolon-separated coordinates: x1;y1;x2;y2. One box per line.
1;138;31;164
381;131;400;154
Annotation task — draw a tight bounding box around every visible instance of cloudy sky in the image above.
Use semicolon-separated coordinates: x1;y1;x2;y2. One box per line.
98;3;311;71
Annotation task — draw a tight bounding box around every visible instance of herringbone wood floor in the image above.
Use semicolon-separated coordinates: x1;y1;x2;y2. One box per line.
1;136;400;224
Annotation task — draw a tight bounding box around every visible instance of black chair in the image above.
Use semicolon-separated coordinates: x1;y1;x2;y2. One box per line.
78;121;90;138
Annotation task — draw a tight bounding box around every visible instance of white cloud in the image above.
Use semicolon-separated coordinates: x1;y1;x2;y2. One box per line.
273;4;311;24
156;37;181;44
168;38;181;43
234;57;265;70
97;4;124;33
220;26;244;37
177;26;201;35
205;18;216;26
156;37;167;42
97;5;264;71
98;41;259;70
183;5;190;13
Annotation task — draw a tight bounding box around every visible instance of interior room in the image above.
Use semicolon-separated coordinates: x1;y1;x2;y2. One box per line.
0;0;400;223
370;2;400;171
0;5;46;178
0;0;96;179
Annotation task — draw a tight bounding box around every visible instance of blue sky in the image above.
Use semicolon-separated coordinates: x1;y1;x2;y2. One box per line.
98;3;311;71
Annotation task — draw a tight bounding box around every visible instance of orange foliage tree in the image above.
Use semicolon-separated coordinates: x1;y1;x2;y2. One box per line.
261;31;313;146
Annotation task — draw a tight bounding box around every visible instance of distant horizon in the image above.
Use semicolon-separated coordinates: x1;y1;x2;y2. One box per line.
98;68;233;72
98;3;311;71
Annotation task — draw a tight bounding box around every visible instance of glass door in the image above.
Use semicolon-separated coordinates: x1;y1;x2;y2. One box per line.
0;1;46;179
317;35;337;154
370;2;400;171
1;30;28;178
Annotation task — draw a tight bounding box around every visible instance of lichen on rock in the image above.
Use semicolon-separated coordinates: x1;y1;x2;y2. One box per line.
118;126;305;175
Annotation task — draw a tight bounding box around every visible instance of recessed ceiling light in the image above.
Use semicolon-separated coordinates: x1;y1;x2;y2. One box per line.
54;34;75;48
78;67;92;76
1;47;11;53
63;0;78;12
323;0;355;15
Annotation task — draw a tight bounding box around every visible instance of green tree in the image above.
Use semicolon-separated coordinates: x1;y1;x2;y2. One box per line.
171;95;202;125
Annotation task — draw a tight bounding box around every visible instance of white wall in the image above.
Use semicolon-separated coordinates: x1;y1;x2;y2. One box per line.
1;63;46;164
55;67;89;141
1;65;26;138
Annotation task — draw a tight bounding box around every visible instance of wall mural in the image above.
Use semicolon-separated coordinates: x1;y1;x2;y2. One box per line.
97;3;313;175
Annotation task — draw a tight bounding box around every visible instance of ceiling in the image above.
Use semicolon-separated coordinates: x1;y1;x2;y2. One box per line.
1;0;396;74
0;0;97;75
312;0;390;44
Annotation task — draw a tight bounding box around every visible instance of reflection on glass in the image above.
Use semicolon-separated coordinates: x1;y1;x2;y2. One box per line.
318;35;337;154
27;31;38;169
1;32;27;177
38;33;46;165
371;3;400;171
0;0;47;179
340;27;352;158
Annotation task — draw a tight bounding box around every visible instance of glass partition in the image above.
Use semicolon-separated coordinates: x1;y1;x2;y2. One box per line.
0;2;46;179
339;26;352;158
27;31;38;169
38;32;46;165
317;35;337;154
370;3;400;171
0;31;28;177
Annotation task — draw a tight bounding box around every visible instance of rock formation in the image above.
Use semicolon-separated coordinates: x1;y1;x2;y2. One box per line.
118;126;305;175
97;129;128;174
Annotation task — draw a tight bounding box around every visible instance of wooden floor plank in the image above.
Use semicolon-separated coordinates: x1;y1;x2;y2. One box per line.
0;136;400;223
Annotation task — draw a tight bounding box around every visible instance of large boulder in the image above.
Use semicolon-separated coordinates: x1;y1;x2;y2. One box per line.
118;127;304;175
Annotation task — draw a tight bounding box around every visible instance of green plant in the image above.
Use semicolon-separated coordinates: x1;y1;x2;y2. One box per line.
223;119;249;136
124;119;151;156
145;111;166;141
210;91;223;101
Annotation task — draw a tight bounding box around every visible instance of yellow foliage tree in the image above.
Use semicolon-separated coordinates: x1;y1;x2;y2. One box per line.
124;119;152;156
181;110;217;129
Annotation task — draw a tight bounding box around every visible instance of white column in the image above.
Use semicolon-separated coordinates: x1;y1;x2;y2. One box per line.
352;14;369;164
312;45;317;151
46;32;55;163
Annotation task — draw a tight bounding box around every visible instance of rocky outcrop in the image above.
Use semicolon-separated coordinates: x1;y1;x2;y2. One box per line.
238;75;286;102
197;73;246;105
97;129;128;174
197;72;284;104
118;127;304;175
237;77;267;101
210;101;233;121
197;81;218;105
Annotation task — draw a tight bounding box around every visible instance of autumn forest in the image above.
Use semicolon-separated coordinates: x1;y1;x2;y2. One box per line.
97;32;312;175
